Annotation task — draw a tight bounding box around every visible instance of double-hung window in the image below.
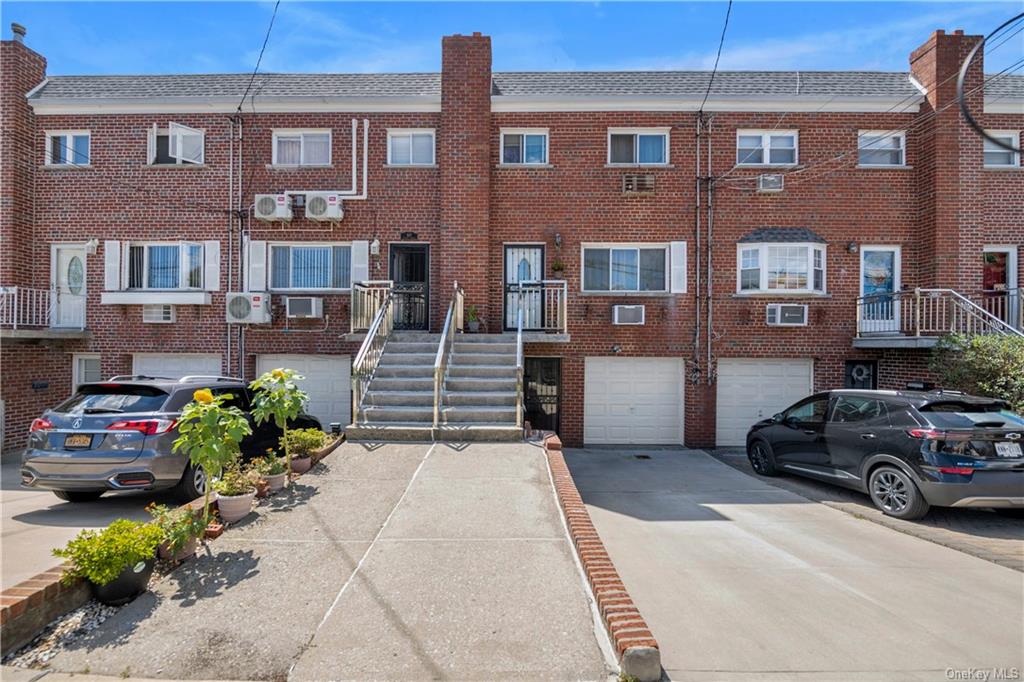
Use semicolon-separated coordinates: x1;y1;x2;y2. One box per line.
148;122;204;165
738;243;826;294
46;131;90;166
387;129;435;166
608;128;669;165
582;245;669;292
272;130;331;166
983;131;1020;168
736;130;798;166
501;129;548;164
858;131;906;166
127;243;204;290
269;244;351;290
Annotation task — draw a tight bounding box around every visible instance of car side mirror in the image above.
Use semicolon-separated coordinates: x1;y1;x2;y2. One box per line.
771;413;783;423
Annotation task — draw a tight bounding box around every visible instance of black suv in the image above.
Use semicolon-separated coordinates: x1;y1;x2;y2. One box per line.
746;389;1024;519
21;375;321;503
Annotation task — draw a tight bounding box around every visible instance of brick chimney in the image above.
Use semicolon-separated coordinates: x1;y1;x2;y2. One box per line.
1;23;47;287
439;33;492;329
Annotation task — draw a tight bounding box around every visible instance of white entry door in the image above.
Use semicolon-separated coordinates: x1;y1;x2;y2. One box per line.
257;354;351;428
860;246;901;334
584;357;684;445
716;358;814;447
52;245;87;328
505;245;544;330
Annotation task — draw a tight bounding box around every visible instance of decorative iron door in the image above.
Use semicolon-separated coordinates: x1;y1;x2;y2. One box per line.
390;244;429;331
524;357;560;434
504;245;544;330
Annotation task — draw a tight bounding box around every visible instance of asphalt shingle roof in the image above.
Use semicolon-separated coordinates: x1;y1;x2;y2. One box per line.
738;227;827;244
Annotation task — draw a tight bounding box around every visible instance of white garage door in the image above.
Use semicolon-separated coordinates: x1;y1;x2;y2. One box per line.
716;358;814;447
132;353;222;379
256;354;351;429
584;357;684;445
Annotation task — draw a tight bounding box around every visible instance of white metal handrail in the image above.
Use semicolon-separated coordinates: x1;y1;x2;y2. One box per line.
515;305;524;430
856;288;1024;338
515;280;568;333
351;280;394;333
351;289;394;423
972;288;1022;332
0;286;55;329
433;282;464;428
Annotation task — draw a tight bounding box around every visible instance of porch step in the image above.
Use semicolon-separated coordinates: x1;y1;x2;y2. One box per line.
368;377;434;391
358;405;433;423
450;352;516;365
391;333;442;343
448;364;518;378
453;341;516;354
444;391;517;407
446;377;517;392
444;406;517;423
364;390;435;406
345;422;522;443
451;334;516;343
374;365;435;378
379;353;436;366
385;341;439;354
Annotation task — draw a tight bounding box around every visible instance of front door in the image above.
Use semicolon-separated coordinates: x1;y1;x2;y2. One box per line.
860;247;901;334
982;248;1017;326
53;245;87;328
389;244;429;331
505;245;543;330
524;357;560;434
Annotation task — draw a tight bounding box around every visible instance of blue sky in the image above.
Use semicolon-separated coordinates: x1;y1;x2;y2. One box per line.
3;2;1021;75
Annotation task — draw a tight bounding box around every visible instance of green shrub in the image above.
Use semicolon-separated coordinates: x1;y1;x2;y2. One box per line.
930;334;1024;412
53;519;163;586
250;454;287;477
213;464;257;497
280;427;327;459
146;503;206;554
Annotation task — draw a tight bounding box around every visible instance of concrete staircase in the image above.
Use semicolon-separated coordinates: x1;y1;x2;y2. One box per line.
346;332;522;442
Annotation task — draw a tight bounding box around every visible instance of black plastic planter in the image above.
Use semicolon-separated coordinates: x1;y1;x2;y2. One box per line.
90;557;155;606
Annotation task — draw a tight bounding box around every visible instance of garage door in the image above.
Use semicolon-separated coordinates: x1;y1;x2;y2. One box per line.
132;353;222;379
584;357;684;445
256;354;351;429
716;358;814;447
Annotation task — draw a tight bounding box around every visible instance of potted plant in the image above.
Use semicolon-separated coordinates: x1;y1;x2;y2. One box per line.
281;428;326;474
255;450;288;492
213;464;257;524
466;305;481;333
147;503;206;562
250;368;309;483
53;519;163;606
550;257;565;276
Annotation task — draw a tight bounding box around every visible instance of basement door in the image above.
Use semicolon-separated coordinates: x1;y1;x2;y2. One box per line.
504;245;544;330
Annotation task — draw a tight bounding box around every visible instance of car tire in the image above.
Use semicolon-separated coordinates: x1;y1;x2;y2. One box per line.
747;440;779;476
173;464;206;503
52;490;104;503
993;508;1024;519
868;465;930;520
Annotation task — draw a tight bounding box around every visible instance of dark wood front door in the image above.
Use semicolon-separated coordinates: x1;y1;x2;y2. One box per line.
524;357;560;435
390;244;429;331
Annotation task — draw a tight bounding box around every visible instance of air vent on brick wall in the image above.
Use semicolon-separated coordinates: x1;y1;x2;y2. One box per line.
757;173;784;193
622;174;656;194
142;304;175;324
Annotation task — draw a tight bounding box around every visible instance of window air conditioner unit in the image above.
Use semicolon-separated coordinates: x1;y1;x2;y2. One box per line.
622;174;656;194
766;303;808;326
286;296;323;319
304;192;344;222
226;292;272;324
612;304;645;325
254;194;292;222
142;304;175;324
757;173;784;193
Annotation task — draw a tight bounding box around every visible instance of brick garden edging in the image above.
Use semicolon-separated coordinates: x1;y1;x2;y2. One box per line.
543;434;662;682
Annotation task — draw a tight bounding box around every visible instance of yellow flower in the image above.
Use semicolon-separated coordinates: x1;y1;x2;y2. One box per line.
272;368;285;379
193;388;214;404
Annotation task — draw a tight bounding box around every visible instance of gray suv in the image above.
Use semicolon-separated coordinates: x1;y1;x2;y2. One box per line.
21;375;322;503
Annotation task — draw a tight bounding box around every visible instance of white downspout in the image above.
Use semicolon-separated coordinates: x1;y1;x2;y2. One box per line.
285;118;369;200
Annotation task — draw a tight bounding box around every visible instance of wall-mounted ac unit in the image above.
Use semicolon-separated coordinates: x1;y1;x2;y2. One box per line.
612;304;645;325
622;174;656;194
766;303;807;326
142;304;175;324
286;296;323;319
226;292;272;324
305;192;344;222
757;173;784;193
254;194;292;222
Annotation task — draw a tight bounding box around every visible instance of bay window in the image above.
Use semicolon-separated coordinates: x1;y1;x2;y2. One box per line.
128;242;204;290
583;246;668;292
270;244;351;290
272;130;331;166
737;243;826;294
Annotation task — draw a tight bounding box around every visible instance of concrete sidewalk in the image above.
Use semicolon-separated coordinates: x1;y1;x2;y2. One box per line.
38;442;610;681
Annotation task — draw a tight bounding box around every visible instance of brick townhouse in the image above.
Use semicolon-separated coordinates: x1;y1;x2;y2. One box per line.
1;23;1021;450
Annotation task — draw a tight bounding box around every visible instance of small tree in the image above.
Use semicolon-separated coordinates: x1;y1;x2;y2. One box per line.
250;368;309;479
930;334;1024;412
172;389;252;525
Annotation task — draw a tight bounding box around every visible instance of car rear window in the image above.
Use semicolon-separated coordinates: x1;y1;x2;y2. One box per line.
53;385;170;415
919;401;1024;429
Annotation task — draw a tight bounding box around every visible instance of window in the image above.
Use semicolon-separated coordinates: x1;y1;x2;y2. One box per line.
608;129;669;165
737;243;826;294
983;131;1020;168
736;130;798;166
269;244;351;290
387;129;435;166
46;131;90;166
501;129;548;165
148;122;204;165
784;396;829;425
830;395;887;424
73;354;102;390
858;131;905;166
127;243;204;290
582;246;668;292
272;130;331;166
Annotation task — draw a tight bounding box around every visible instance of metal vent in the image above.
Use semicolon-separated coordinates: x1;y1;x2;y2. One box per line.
142;304;175;324
757;173;785;193
622;174;656;194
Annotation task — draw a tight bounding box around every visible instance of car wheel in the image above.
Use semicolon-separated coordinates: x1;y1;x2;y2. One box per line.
993;508;1024;519
747;440;778;476
173;464;206;503
868;466;929;520
52;490;104;503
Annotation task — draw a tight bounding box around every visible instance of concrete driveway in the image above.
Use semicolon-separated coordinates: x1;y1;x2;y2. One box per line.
565;448;1024;681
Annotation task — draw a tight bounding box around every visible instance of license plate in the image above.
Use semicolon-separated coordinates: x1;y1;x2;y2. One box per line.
64;434;91;449
995;442;1023;458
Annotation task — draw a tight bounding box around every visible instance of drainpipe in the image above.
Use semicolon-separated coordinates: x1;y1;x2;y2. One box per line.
226;116;234;376
692;114;703;383
705;116;715;385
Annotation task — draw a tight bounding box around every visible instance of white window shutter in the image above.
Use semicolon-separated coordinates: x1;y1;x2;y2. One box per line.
121;242;132;290
670;241;687;293
204;240;220;291
147;123;157;164
351;240;369;286
248;240;267;292
104;240;121;291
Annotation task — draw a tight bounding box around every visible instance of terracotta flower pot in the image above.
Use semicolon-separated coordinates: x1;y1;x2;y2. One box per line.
205;522;224;539
265;471;287;492
158;536;198;563
90;557;155;606
216;491;255;524
291;456;312;474
255;479;271;498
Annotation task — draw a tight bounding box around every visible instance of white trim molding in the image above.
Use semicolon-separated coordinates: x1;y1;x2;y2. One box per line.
28;96;442;116
101;291;212;305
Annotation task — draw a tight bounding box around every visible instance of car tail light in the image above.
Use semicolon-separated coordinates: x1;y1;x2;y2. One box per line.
906;428;970;441
938;466;975;476
106;419;176;436
30;418;53;432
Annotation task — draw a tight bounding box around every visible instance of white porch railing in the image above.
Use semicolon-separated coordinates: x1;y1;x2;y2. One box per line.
513;280;568;333
856;288;1024;338
972;288;1022;333
351;288;394;423
350;280;394;333
433;282;464;428
0;286;84;329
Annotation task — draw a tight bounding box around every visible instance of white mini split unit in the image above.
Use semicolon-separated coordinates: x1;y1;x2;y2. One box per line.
254;194;293;222
612;304;646;325
286;296;323;319
226;292;272;324
304;192;344;222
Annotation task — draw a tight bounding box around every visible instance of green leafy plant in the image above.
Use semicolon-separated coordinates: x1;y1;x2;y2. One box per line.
250;453;287;477
172;389;252;525
146;503;206;555
930;334;1024;412
280;427;327;460
53;520;163;586
250;368;309;478
213;464;257;497
466;305;480;323
550;257;565;272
